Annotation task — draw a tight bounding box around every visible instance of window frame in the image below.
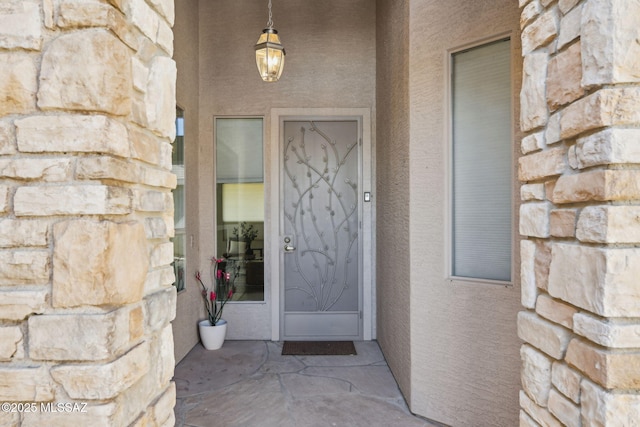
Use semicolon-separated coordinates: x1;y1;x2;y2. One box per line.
445;34;516;287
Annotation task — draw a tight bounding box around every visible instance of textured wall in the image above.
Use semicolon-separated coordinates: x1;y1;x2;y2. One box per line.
173;0;201;363
375;0;412;403
197;0;376;339
407;0;522;425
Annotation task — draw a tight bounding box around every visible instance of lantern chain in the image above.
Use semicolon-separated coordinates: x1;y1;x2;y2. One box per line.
267;0;274;29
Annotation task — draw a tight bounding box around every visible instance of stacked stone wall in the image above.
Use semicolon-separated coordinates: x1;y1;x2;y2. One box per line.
0;0;177;425
519;0;640;425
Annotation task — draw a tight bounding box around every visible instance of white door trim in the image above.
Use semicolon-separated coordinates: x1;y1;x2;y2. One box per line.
269;108;373;341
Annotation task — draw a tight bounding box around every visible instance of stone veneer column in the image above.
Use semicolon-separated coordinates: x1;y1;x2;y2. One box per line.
0;0;177;426
518;0;640;425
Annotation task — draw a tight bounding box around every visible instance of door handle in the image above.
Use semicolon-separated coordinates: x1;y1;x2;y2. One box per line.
284;244;296;252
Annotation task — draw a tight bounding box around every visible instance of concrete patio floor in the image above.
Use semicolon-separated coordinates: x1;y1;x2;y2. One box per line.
173;340;439;427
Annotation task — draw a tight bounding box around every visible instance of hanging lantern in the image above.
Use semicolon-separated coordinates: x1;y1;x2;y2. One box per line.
255;0;285;82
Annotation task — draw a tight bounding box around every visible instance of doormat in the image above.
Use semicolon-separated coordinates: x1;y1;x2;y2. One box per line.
282;341;357;356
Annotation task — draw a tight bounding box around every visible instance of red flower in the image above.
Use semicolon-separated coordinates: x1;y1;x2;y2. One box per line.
226;272;231;281
195;271;201;281
227;289;234;298
216;269;223;279
210;291;216;301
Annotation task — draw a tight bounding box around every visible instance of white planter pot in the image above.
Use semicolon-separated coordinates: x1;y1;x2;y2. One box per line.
198;319;227;350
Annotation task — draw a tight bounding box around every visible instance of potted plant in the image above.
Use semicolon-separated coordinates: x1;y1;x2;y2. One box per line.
232;222;259;256
195;257;238;350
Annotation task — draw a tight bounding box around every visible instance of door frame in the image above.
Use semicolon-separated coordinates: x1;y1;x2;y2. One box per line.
269;108;374;341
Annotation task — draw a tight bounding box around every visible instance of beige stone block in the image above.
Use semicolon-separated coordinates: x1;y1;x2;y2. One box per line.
561;88;640;139
135;190;170;213
22;402;118;427
58;0;110;27
521;52;549;132
15;185;131;216
540;0;554;6
144;266;175;294
549;244;640;317
141;166;178;189
145;288;176;333
522;131;545;154
581;380;640;427
518;311;572;360
549;209;576;238
521;183;545;201
535;294;577;329
521;1;541;30
130;126;161;165
0;410;18;427
519;410;538;427
567;145;579;170
0;1;42;50
0;185;8;214
0;120;16;155
534;240;552;291
16;115;130;158
29;307;143;361
130;0;160;42
0;251;49;286
145;217;169;239
156;325;175;388
577;205;640;243
145;56;177;140
552;170;640;204
544;114;561;147
552;362;581;404
0;53;37;116
156;18;173;56
582;0;640;86
521;240;537;309
0;326;23;361
520;202;551;238
148;0;174;26
557;5;581;49
159;141;172;170
559;0;580;14
0;219;48;248
522;10;558;55
150;242;174;269
548;389;580;427
519;0;532;8
0;288;48;321
38;30;132;116
132;57;148;93
52;220;148;308
51;342;150;400
150;383;176;427
520;390;563;427
547;42;584;111
519;148;566;182
0;158;73;182
76;156;140;183
566;339;640;389
521;344;552;407
574;312;640;349
576;128;640;169
0;367;54;401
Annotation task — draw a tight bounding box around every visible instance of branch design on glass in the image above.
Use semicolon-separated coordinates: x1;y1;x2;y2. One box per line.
283;121;358;311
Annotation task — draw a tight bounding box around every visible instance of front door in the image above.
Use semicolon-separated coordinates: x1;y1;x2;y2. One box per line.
280;119;362;340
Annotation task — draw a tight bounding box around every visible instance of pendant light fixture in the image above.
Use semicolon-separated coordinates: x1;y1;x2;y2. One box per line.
254;0;285;82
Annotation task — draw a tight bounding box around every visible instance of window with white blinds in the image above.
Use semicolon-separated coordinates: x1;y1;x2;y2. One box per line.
451;39;512;282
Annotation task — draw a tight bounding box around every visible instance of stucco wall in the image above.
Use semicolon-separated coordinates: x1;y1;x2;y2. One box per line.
408;1;522;425
173;0;201;363
197;0;376;339
375;0;412;403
